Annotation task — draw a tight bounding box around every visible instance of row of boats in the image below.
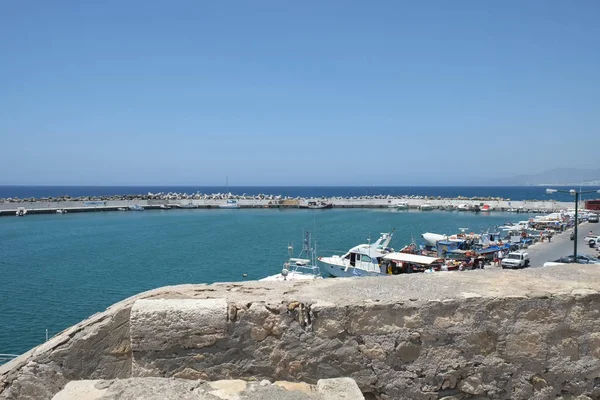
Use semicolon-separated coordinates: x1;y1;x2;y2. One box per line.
388;201;484;211
261;210;582;281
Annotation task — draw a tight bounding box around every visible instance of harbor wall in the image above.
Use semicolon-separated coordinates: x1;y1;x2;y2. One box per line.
0;198;575;216
2;266;600;400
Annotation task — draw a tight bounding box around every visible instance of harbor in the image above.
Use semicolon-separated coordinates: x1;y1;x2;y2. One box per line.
1;201;598;356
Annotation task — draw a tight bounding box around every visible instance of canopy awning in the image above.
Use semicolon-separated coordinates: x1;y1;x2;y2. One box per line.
383;252;443;265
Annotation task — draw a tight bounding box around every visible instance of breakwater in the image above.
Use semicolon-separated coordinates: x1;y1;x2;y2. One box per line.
0;194;574;216
2;265;600;399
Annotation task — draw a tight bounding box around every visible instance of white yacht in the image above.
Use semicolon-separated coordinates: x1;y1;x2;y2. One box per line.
457;204;470;211
318;232;394;277
219;199;240;209
261;231;322;281
419;203;434;211
16;207;27;217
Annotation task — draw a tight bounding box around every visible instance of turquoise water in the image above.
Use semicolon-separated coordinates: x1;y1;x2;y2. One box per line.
0;209;531;354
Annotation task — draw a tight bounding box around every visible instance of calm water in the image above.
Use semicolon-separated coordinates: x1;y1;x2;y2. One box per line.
0;208;536;355
2;185;599;202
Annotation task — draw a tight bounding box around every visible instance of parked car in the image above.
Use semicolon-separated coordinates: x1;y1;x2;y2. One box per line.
589;214;599;223
543;255;600;267
501;251;530;269
583;234;600;246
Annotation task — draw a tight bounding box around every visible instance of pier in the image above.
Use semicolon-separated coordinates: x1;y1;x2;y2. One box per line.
0;196;575;217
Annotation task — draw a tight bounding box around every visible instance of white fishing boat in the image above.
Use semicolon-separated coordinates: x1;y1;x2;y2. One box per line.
261;231;322;281
219;199;240;209
159;204;171;209
318;232;394;277
419;203;434;211
388;201;409;210
422;229;478;246
128;204;144;211
56;209;67;214
15;207;27;217
422;232;446;246
117;207;128;211
457;204;470;211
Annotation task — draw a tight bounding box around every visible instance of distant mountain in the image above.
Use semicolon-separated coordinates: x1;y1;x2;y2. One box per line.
490;168;600;186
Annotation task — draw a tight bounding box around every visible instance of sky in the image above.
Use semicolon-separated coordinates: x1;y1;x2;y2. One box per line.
1;1;599;186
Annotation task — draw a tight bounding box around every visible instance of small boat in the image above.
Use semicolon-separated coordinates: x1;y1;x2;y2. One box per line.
422;232;447;246
56;209;67;214
419;203;434;211
260;231;322;281
179;203;197;209
159;205;171;209
457;204;470;211
117;207;128;211
390;201;409;210
128;204;144;211
422;229;478;247
219;199;240;209
300;201;333;209
15;207;27;217
319;231;394;277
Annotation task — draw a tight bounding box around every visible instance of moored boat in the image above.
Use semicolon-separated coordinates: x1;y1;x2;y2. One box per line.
261;231;322;281
419;203;434;211
219;199;240;209
319;232;394;277
15;207;27;217
128;204;144;211
390;201;409;210
300;201;333;209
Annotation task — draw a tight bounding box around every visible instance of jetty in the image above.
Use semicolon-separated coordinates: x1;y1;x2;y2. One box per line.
0;192;576;217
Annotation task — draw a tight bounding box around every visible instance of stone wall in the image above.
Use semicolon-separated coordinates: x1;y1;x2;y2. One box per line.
2;266;600;399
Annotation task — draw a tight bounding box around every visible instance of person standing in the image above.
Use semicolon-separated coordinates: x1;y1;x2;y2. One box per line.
497;249;504;267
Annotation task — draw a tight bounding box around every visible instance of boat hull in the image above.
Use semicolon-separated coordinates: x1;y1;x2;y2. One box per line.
322;262;384;278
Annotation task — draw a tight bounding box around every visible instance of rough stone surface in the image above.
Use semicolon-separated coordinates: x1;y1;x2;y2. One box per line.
130;298;228;377
50;378;364;399
3;264;600;399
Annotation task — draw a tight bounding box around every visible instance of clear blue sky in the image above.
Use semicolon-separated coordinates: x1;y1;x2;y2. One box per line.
1;1;599;185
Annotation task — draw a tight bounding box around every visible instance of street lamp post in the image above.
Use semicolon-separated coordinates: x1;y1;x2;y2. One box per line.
546;188;600;259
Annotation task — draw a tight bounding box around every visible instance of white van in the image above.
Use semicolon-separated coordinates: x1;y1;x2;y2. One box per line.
501;251;530;269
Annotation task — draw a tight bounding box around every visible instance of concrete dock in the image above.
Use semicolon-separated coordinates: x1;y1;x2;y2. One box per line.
0;197;575;217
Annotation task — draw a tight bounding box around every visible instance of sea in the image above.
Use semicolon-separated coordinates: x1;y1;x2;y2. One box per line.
1;185;597;357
